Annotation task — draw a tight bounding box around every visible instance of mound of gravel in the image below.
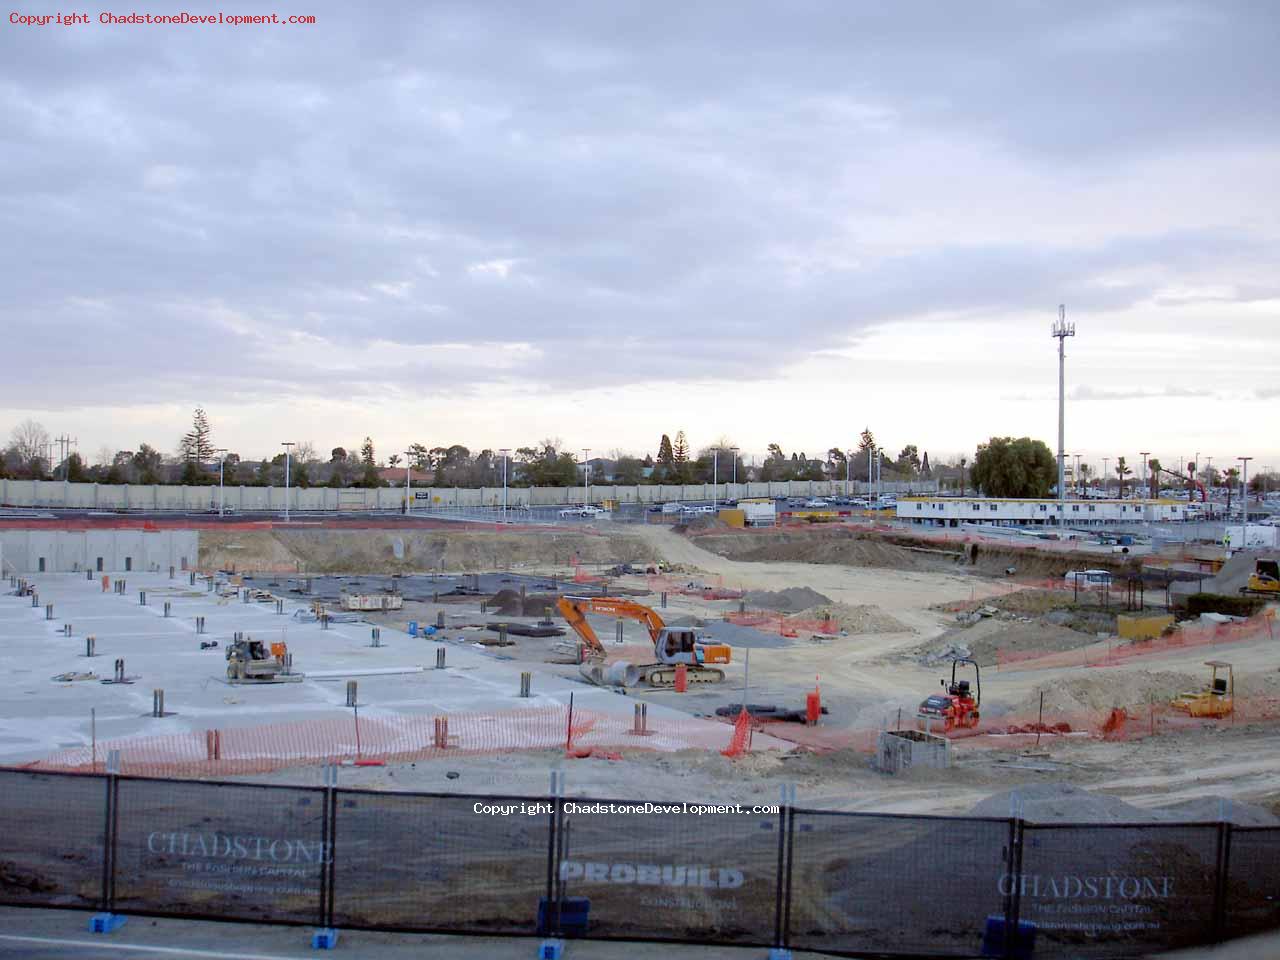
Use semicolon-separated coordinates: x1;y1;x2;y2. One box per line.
1012;670;1199;717
796;602;912;635
972;783;1146;824
973;784;1280;826
743;586;832;613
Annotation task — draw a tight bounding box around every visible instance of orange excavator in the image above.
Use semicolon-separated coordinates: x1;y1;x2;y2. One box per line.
556;595;731;687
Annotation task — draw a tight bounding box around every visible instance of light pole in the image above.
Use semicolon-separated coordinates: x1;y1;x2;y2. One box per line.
1139;452;1149;500
1073;453;1081;496
730;446;739;491
404;450;413;516
214;448;228;517
1102;458;1109;499
582;448;590;508
281;442;295;522
499;448;510;523
845;450;852;497
1239;457;1253;523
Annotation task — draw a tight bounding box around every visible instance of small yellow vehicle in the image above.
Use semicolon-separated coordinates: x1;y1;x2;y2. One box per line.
1171;661;1234;719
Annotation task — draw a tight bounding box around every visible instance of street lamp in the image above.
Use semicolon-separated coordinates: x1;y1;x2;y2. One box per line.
1139;452;1149;500
281;442;295;522
1102;458;1109;498
582;448;590;508
1239;457;1253;522
845;450;852;497
214;448;228;517
499;448;510;523
404;450;413;516
730;446;740;489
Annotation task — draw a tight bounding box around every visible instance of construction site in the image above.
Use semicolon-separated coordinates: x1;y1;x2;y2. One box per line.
2;509;1278;957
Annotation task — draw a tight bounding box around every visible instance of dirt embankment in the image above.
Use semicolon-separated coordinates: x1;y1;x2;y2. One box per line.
199;528;655;573
690;528;959;571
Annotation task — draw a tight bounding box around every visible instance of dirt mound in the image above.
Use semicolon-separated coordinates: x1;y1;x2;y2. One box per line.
1012;670;1199;717
691;529;952;571
1151;798;1279;826
971;784;1146;823
796;602;912;635
912;617;1099;667
490;589;560;617
743;587;832;612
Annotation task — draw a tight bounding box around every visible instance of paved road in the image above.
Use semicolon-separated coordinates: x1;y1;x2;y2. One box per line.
0;908;817;959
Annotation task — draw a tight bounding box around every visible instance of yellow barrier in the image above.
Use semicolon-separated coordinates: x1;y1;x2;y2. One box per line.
1117;613;1174;640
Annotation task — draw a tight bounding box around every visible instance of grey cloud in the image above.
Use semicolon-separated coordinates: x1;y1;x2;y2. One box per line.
2;1;1278;407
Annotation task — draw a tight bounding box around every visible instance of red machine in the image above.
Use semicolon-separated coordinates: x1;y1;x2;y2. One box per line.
916;658;981;734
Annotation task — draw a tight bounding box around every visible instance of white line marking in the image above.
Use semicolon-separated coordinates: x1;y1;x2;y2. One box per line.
0;932;302;958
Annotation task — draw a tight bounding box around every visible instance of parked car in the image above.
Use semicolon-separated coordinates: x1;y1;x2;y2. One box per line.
803;498;829;508
559;506;607;519
1064;569;1113;588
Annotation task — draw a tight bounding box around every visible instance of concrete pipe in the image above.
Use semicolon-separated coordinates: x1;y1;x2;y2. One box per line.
606;661;640;687
578;662;606;685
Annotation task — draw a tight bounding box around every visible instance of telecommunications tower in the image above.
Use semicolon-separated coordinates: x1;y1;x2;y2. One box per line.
1052;304;1075;513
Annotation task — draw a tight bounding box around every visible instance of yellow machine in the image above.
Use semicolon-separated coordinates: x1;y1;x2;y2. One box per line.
1171;661;1234;719
556;595;730;687
1240;559;1280;597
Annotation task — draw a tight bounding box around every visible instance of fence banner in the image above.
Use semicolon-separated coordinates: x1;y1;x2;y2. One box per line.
331;790;550;934
0;770;106;909
1017;823;1220;956
787;811;1010;956
111;778;327;925
553;797;780;944
1225;827;1280;939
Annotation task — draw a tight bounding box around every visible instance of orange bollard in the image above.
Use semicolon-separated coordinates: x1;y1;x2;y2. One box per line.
674;663;687;693
806;690;821;726
101;575;109;593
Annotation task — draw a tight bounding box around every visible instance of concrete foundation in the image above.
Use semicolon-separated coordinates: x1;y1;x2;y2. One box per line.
0;530;197;574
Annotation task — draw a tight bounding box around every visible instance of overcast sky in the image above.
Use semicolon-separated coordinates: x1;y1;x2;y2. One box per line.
2;1;1278;472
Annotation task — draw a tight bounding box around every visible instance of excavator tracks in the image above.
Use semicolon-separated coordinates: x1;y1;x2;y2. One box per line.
640;665;726;688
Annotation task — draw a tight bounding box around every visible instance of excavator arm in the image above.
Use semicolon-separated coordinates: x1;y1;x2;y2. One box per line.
556;595;668;657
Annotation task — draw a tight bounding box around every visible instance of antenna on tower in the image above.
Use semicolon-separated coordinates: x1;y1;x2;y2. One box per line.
1052;305;1075;514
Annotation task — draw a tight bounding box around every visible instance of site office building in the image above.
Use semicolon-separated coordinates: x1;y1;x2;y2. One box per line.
897;497;1190;527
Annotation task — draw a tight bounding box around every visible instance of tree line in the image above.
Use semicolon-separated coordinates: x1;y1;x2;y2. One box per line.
5;411;1272;497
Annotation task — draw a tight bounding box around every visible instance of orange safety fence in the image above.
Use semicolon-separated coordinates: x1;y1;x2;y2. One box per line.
23;704;753;779
724;609;838;637
996;610;1277;672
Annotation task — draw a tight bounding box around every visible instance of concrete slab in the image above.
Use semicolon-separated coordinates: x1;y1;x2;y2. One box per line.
0;573;779;767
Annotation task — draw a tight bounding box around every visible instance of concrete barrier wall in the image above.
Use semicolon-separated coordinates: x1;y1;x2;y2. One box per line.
0;477;936;512
0;530;199;574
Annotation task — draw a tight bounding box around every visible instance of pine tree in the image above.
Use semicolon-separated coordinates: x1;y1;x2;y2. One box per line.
657;434;674;466
180;407;214;463
672;431;689;463
858;428;876;452
920;452;931;477
360;437;376;467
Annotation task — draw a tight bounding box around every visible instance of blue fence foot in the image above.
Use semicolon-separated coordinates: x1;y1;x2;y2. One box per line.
767;949;793;960
89;913;127;934
538;938;565;959
311;928;339;949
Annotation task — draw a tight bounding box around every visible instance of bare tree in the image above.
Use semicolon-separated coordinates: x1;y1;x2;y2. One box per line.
95;445;115;468
10;419;49;465
294;440;317;464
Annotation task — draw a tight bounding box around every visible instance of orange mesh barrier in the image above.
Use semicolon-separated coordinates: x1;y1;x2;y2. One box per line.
25;704;751;779
997;612;1275;672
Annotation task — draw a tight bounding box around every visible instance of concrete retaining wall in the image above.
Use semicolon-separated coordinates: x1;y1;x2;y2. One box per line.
0;530;198;574
0;478;937;512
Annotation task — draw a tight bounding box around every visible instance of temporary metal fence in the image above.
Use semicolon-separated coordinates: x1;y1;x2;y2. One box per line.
0;767;1275;957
